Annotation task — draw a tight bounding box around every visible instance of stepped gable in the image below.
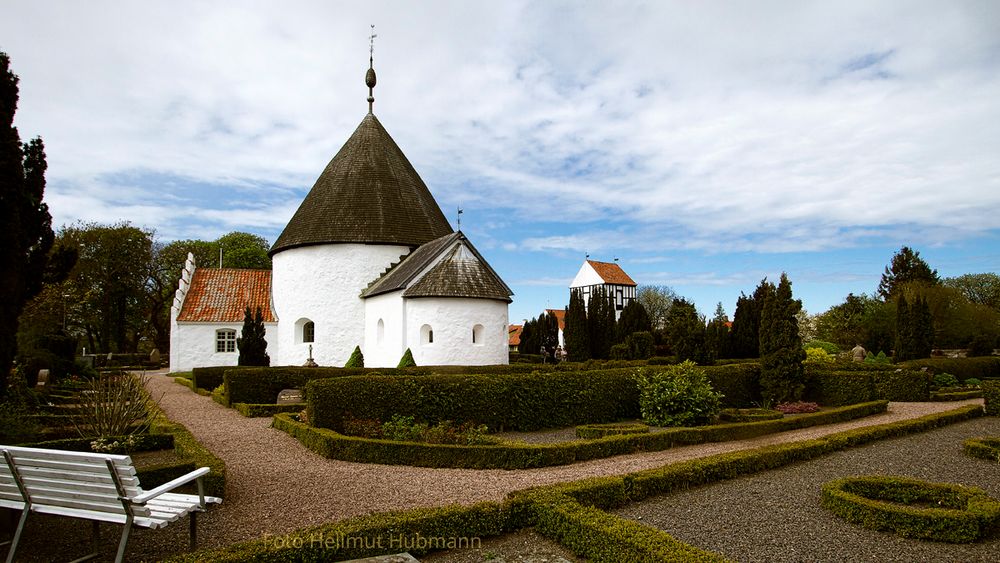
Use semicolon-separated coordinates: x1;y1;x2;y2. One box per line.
270;113;453;255
176;269;275;322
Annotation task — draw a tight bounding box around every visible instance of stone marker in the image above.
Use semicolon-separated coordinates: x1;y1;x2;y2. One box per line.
149;348;161;365
36;369;50;388
277;388;304;405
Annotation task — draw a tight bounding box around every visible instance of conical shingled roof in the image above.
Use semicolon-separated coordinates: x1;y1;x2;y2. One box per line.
270;113;453;255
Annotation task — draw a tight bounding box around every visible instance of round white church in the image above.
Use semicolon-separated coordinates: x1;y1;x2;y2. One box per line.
169;62;512;372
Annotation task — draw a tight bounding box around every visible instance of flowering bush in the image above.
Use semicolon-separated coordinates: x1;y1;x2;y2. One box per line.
775;401;821;414
635;361;723;427
90;434;142;454
803;347;835;365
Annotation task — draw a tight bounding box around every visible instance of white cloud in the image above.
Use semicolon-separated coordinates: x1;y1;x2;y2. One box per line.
2;1;998;254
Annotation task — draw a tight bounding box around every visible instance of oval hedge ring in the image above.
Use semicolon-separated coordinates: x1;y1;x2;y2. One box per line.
963;437;1000;463
821;476;1000;543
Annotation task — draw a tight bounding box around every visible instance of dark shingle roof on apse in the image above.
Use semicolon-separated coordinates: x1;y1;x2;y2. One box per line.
270;113;453;255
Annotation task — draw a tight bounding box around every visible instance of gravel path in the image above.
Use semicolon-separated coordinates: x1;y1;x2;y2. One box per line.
5;371;985;562
617;416;1000;562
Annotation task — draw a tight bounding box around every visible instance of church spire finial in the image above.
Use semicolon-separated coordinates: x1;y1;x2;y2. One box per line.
366;24;377;114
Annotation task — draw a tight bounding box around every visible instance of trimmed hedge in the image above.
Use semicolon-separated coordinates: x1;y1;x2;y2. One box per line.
804;368;930;406
575;423;649;439
899;357;1000;380
174;376;196;391
984;380;1000;416
307;370;641;433
165;501;514;562
702;363;760;408
23;433;174;453
150;415;226;497
191;366;235;393
169;402;984;563
963;437;1000;462
233;403;306;418
718;408;783;423
930;390;983;402
821;476;1000;543
275;401;889;469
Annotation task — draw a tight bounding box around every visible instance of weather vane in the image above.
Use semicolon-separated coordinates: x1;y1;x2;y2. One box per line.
457;206;464;230
366;25;378;113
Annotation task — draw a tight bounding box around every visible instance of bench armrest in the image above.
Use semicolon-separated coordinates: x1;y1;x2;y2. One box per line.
132;467;211;504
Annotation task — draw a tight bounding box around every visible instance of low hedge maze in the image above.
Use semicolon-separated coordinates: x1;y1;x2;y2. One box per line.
167;404;984;562
963;437;1000;462
821;476;1000;543
274;401;891;470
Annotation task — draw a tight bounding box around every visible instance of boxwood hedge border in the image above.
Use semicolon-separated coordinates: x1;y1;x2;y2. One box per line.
273;401;890;469
166;404;983;562
963;436;1000;463
820;475;1000;543
575;422;650;439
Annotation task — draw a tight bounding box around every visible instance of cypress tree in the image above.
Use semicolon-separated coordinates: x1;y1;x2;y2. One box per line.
540;311;560;357
519;316;538;356
616;300;652;343
237;306;270;366
894;294;912;361
665;298;709;364
1;52;70;394
588;287;616;359
564;290;590;362
705;302;731;361
759;274;806;404
730;280;769;358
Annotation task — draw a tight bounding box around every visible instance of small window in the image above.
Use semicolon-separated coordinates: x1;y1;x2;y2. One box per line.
377;319;385;345
472;324;484;345
216;329;236;353
421;324;434;345
303;321;315;343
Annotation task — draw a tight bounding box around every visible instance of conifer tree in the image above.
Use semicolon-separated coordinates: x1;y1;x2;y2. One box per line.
759;274;806;404
237;306;270;366
519;316;538;356
588;287;617;359
705;302;731;361
730;280;769;358
878;246;939;300
896;294;934;361
345;345;364;368
665;298;709;364
564;291;590;362
616;300;652;343
540;311;560;357
397;348;416;368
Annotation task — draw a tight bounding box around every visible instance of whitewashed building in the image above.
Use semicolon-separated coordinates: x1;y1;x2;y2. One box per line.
169;60;512;371
569;260;637;321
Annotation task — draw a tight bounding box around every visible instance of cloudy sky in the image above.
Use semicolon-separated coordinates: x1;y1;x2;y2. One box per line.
3;1;999;323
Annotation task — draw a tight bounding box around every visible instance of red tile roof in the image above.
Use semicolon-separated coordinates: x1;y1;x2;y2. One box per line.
545;309;566;331
587;260;636;286
177;269;275;323
508;324;523;346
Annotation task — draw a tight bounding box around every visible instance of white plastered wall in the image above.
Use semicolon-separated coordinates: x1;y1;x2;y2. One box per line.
363;291;407;368
169;322;278;373
405;297;508;366
569;262;603;288
271;244;410;367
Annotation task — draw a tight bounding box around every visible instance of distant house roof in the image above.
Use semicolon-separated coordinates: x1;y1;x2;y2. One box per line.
587;260;636;286
508;324;523;346
270;113;453;255
544;308;566;331
176;269;275;323
362;231;513;303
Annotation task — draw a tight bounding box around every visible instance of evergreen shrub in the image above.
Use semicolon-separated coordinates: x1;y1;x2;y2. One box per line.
963;437;1000;462
345;346;364;368
898;357;1000;380
983;381;999;416
609;343;630;360
718;408;783;422
575;422;650;439
804;347;835;364
821;476;1000;543
635;361;723;427
804;340;840;354
307;369;641;433
933;373;960;389
397;348;416;368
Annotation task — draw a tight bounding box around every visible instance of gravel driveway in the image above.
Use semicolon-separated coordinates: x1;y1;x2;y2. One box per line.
4;370;986;562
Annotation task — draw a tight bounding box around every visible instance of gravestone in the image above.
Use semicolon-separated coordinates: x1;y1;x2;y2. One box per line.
277;388;304;405
149;348;161;365
36;369;50;389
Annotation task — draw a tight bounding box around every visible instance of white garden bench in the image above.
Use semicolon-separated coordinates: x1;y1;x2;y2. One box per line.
0;444;221;562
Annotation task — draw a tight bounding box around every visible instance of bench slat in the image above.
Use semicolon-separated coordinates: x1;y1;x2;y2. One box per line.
30;504;171;529
16;466;140;488
4;446;132;464
5;456;136;477
27;494;132;515
18;476;141;498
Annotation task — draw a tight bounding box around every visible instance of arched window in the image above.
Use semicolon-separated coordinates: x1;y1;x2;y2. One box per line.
303;321;315;343
377;319;385;345
472;324;484;345
421;324;434;345
215;329;236;353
